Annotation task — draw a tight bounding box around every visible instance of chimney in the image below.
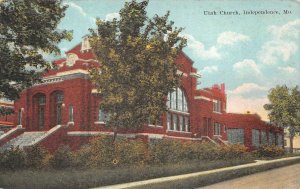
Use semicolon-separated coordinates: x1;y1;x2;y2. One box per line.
221;83;225;94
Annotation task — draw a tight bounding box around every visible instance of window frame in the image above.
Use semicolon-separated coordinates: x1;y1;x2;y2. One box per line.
214;122;222;136
166;88;191;133
213;100;222;113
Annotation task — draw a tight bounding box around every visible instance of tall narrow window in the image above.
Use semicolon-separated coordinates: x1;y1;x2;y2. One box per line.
171;91;176;110
177;88;183;111
185;116;190;132
33;93;46;129
167;93;171;109
173;115;178;130
179;115;183;131
261;131;267;144
69;105;74;122
183;96;188;112
56;93;63;125
252;129;260;147
214;122;221;135
213;100;222;113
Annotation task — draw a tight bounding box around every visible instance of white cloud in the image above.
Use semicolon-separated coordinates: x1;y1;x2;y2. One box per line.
217;31;250;46
227;95;269;121
64;2;96;24
105;12;120;21
278;66;297;73
200;66;218;73
182;34;221;60
228;83;268;95
64;2;87;16
259;19;300;65
228;83;268;96
233;59;261;75
258;40;298;65
181;32;250;60
268;19;300;39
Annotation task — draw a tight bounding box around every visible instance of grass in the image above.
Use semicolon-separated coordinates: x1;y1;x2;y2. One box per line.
0;159;253;189
134;157;300;189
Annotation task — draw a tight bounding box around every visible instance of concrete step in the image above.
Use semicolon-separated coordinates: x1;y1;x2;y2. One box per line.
0;131;46;152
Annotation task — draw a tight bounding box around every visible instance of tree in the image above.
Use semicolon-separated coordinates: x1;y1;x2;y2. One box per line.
264;85;300;153
0;106;14;116
0;0;72;102
89;0;186;138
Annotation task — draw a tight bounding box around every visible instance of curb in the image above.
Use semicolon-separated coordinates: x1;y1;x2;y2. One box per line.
91;156;300;189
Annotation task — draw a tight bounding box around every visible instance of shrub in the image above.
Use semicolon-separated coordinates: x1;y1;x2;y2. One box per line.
87;136;148;167
115;138;148;166
148;140;248;163
219;144;248;159
41;153;53;168
88;136;114;168
148;139;185;164
256;144;285;158
73;145;92;167
179;141;199;161
194;142;221;160
24;145;48;168
0;146;26;170
50;145;74;169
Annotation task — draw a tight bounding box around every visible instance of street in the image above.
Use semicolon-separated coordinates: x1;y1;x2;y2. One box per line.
201;163;300;189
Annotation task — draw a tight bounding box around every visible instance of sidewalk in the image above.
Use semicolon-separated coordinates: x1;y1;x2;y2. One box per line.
91;156;300;189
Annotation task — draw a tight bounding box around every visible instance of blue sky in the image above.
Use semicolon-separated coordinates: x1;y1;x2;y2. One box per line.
57;0;300;120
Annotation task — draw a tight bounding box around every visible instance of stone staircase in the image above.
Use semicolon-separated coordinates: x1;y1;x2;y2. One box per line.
213;136;229;146
0;131;46;152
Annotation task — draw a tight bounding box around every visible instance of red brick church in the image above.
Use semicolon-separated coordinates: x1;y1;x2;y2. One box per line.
0;37;284;152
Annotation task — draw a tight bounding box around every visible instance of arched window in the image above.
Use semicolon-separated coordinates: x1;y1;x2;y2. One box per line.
167;88;190;132
167;88;188;112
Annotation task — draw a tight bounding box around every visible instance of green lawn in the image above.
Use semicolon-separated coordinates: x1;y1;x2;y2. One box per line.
0;159;253;189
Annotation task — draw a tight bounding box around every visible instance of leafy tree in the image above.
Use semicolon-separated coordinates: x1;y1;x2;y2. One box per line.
0;106;14;116
89;0;186;138
264;85;300;153
0;0;72;102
